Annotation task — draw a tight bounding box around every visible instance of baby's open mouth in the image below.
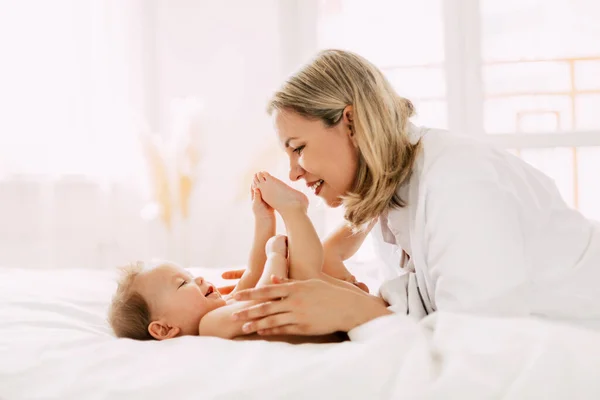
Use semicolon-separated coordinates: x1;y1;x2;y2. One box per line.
205;285;215;297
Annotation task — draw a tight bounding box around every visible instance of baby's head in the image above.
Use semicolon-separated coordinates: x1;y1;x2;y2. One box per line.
108;261;225;340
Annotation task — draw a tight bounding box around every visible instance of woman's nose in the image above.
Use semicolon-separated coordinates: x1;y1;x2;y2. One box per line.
288;160;304;182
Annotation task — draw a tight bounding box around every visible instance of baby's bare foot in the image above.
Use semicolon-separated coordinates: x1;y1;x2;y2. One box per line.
254;172;308;214
265;235;288;257
251;186;275;221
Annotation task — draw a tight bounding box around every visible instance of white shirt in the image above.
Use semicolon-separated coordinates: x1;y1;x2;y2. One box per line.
374;124;600;329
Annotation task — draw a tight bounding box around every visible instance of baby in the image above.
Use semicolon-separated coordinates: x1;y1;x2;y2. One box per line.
109;172;381;341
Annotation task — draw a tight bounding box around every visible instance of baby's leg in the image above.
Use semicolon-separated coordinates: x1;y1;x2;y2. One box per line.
254;172;322;280
257;235;289;287
254;172;370;296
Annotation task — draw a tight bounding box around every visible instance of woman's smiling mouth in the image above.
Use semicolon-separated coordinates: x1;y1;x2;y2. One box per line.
308;179;324;195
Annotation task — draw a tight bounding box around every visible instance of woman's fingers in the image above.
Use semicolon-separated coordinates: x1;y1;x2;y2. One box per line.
221;269;246;280
233;300;287;321
233;281;295;301
241;313;297;334
219;269;246;294
217;284;237;295
355;281;369;293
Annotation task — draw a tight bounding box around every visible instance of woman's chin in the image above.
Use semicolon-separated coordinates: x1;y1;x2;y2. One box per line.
325;196;343;208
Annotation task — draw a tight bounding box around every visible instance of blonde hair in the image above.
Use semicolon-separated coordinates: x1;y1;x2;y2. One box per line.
108;262;154;340
268;49;420;228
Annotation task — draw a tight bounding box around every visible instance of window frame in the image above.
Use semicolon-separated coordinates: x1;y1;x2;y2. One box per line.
289;0;600;220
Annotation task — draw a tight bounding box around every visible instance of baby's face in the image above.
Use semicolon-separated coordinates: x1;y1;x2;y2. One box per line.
135;263;226;336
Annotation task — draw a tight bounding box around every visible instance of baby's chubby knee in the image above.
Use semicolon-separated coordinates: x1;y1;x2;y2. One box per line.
265;235;288;257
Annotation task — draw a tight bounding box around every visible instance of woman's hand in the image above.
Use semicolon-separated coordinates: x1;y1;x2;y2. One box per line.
219;268;368;295
218;269;246;295
231;276;391;336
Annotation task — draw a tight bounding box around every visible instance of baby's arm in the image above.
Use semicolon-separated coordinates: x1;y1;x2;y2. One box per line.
198;299;263;339
199;237;289;339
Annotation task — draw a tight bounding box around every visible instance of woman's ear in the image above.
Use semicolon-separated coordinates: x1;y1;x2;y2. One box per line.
148;320;181;340
342;105;356;144
342;105;354;128
341;105;359;148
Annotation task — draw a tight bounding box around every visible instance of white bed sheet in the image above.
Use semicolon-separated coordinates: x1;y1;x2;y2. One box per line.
2;266;600;400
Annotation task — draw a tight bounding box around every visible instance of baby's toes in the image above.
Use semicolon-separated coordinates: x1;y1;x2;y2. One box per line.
259;171;270;182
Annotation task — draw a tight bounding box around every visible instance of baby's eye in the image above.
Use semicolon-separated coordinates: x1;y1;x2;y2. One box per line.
293;145;305;155
178;280;187;289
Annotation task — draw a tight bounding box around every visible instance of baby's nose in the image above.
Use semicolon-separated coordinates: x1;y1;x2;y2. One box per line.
194;276;204;286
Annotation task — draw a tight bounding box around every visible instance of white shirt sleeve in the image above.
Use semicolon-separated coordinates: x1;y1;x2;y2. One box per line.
424;171;531;316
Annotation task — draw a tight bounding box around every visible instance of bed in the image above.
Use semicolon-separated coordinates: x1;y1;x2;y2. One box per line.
2;265;600;400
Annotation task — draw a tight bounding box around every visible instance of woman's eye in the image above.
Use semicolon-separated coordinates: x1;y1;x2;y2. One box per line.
293;145;305;155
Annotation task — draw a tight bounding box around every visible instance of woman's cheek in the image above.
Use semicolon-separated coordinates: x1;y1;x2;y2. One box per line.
298;155;307;170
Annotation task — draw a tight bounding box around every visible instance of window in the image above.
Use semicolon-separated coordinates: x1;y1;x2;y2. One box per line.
480;0;600;217
312;0;600;230
315;0;447;264
317;0;447;130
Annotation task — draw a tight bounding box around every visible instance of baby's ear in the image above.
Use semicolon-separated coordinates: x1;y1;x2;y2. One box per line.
148;320;180;340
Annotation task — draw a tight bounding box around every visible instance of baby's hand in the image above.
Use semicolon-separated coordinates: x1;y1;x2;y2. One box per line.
251;177;274;221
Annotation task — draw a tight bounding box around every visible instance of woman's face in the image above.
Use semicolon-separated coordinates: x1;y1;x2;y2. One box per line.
273;108;358;207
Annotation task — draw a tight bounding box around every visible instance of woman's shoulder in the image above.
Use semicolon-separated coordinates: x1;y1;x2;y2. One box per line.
417;128;511;186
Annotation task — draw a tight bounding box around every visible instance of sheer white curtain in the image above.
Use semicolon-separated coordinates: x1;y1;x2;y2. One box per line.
0;0;290;270
0;0;154;269
0;0;151;178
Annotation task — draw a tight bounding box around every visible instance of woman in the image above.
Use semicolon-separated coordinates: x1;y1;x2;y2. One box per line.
225;49;600;337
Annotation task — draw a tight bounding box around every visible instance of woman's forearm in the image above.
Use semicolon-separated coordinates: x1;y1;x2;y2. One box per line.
323;220;376;261
321;221;377;284
322;251;353;281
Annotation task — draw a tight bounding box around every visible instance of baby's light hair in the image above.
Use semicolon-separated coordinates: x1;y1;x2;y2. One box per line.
108;261;154;340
